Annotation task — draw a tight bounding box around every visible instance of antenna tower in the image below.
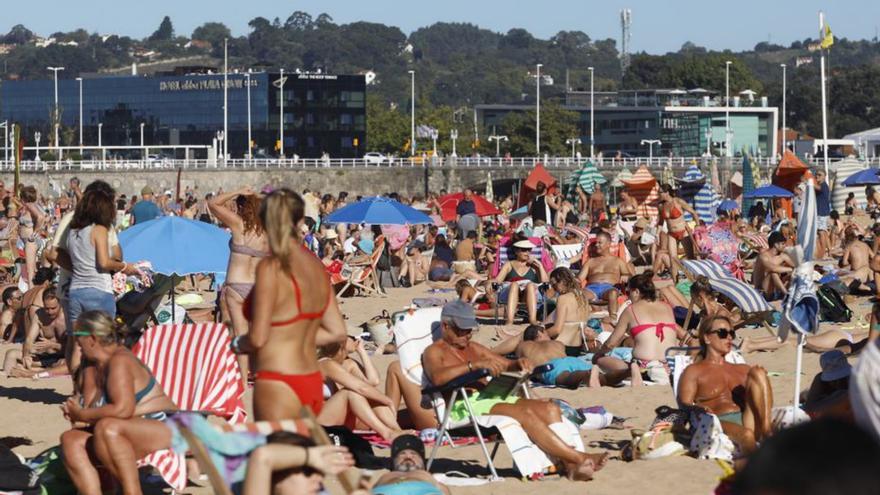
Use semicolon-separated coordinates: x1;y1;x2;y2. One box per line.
620;8;632;75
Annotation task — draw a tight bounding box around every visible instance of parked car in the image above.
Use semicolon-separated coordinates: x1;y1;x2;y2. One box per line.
363;152;386;165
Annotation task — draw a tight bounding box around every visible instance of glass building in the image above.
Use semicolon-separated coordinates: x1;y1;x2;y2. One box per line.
0;72;366;158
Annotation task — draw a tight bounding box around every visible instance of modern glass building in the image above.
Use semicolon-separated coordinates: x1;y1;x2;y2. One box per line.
0;71;366;158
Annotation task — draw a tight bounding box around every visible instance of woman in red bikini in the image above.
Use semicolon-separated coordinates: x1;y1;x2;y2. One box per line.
232;188;348;420
657;184;699;263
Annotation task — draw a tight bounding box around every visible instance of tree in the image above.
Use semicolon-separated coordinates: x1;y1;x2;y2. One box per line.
1;24;35;44
150;16;174;41
366;94;409;154
499;103;578;156
284;11;313;31
192;22;231;47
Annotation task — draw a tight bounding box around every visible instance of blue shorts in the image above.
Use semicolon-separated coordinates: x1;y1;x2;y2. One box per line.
428;266;453;281
583;347;634;364
539;357;591;385
68;288;116;328
586;283;616;300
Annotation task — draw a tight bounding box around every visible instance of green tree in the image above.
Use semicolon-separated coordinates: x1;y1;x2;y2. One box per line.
150;16;174;41
192;22;231;47
366;94;408;154
499;103;578;156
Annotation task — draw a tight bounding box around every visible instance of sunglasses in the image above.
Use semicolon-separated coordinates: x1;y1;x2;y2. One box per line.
450;324;476;336
707;328;737;340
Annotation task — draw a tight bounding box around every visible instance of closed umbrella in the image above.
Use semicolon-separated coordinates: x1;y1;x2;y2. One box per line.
741;155;756;219
485;172;494;202
325;196;434;225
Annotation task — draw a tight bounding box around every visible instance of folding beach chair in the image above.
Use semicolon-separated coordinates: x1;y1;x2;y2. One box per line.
549;242;584;269
680;259;774;333
392;308;582;480
132;323;247;491
337;236;386;297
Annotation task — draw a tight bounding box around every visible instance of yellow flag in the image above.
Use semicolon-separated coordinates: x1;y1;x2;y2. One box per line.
820;23;834;49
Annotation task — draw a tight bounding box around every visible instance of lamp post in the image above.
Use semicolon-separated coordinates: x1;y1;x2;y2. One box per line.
725;60;732;157
98;122;104;163
588;66;595;157
34;132;41;161
75;77;83;153
277;68;286;157
408;70;415;156
450;129;458;157
640;139;662;164
47;66;64;150
705;128;712;156
488;134;508;157
780;63;787;153
223;38;228;160
535;63;542;155
246;70;252;159
566;138;582;159
216;131;225;163
0;121;7;165
139;122;145;160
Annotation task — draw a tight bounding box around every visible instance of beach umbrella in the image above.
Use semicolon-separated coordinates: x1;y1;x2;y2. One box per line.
798;178;817;263
119;216;231;275
694;182;721;224
841;168;880;187
832;158;868;210
717;199;739;212
438;192;501;222
621;166;660;221
743;184;795;199
576;160;607;194
325;196;434;225
741;155;756;219
509;205;530;221
611;166;632;188
485;172;494;202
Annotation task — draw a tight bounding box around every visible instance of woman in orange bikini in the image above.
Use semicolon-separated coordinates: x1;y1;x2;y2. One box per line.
232;189;348;420
657;183;699;261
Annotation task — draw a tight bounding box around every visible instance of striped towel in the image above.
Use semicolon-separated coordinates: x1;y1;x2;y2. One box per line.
133;323;247;491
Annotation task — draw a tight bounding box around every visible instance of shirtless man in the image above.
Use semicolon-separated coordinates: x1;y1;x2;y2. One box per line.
371;435;450;495
423;301;606;480
516;325;627;388
677;315;773;454
589;188;606;224
839;227;873;293
20;267;57;331
578;231;634;319
752;231;793;300
21;288;67;369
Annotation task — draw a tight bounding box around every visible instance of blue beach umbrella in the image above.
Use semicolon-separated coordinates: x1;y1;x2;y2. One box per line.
119;216;231;275
841;168;880;187
324;196;433;225
743;184;795;199
717;199;739;213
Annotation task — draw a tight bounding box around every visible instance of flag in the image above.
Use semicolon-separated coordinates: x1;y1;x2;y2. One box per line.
820;23;834;49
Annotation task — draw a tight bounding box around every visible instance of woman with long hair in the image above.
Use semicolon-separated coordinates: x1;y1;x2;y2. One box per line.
209;187;268;384
16;185;46;289
657;183;699;260
60;311;176;494
232;189;347;420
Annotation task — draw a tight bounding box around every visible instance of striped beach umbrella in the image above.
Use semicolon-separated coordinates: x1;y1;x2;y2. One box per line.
577;160;606;194
676;165;705;222
798;178;817;262
622;166;659;221
694;182;720;224
741;155;756;220
611;166;632;188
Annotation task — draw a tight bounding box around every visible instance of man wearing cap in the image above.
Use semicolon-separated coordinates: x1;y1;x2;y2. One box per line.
422;300;606;480
804;350;851;418
130;186;162;225
752;231;793;300
577;231;634;320
371;434;450;495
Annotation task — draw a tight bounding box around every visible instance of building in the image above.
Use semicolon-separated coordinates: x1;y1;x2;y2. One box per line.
0;71;366;159
478;88;778;157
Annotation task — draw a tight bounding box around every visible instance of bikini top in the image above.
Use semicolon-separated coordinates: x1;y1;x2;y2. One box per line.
660;202;683;222
100;360;157;405
505;264;539;283
243;248;331;326
229;239;270;258
628;305;676;342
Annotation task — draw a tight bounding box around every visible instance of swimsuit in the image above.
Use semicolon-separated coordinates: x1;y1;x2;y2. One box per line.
225;241;269;299
660;204;687;241
539;357;590;385
244;249;332;415
373;480;445;495
586;282;616;300
629;306;676;342
717;411;743;426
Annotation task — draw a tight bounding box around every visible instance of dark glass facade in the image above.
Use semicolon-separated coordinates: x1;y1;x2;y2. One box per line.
0;72;366;158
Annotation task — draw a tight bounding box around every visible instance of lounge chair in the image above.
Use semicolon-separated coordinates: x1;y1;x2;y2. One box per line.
680;259;774;333
132;323;247;491
392;307;581;480
337;236;386;297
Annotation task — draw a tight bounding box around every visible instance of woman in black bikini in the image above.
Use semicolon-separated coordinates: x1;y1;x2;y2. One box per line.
60;310;176;495
209;186;268;384
494;239;548;326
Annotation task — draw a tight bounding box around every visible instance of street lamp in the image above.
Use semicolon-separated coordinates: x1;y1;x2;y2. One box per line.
408;70;415;156
216;130;225;162
588;66;595;157
566;138;582;159
246;70;252;159
140;122;145;160
780;63;787;153
725;60;732;157
47;67;64;149
34;132;41;161
75;77;83;152
98;122;104;162
535;63;542;155
275;68;286;157
223;38;228;160
488;134;508;157
450;129;459;157
640;139;662;163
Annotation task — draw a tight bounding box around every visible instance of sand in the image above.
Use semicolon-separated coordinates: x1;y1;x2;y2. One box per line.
1;282;863;494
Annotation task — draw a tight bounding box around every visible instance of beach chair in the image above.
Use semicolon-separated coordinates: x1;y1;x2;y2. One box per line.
680;259;774;333
392;308;581;480
337;236;386;297
132;323;247;491
548;242;584;269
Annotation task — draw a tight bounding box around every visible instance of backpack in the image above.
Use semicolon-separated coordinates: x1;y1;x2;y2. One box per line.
376;242;392;271
0;445;39;494
817;285;852;323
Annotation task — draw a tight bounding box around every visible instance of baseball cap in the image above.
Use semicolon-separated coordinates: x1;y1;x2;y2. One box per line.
141;186;153;196
440;300;478;330
391;434;425;461
820;350;852;382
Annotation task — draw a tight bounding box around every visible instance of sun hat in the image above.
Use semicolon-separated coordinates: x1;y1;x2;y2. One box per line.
513;239;536;250
820;350;852;382
324;230;339;240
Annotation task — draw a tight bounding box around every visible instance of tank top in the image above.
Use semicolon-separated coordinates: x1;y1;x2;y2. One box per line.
67;224;113;293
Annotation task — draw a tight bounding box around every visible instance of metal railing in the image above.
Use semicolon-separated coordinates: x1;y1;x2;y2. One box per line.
0;155;877;173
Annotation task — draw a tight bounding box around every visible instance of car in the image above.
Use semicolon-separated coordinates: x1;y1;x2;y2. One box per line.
363;152;386;165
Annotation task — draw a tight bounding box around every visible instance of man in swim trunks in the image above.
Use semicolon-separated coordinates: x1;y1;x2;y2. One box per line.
578;231;634;320
371;434;450;495
21;288;67;370
423;301;606;480
752;231;793;301
677;315;773;454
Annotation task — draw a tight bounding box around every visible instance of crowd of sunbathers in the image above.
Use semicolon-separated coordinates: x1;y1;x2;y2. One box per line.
3;167;880;494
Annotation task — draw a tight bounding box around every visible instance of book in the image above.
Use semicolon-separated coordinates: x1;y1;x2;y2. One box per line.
476;370;530;401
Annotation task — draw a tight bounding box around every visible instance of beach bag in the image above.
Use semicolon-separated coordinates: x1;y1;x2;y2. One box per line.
689;412;738;461
366;310;393;347
28;446;77;495
376;242;392;271
0;445;39;494
627;423;686;460
817;285;852;323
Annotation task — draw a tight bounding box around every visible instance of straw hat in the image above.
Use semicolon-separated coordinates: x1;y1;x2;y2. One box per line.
513;240;536;249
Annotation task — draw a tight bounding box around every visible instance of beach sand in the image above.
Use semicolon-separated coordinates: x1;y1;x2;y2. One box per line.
1;282;864;494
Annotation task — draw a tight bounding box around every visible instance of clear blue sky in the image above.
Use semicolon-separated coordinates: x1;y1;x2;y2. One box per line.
5;0;878;54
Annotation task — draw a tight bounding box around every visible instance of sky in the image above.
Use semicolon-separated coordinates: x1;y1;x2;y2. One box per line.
4;0;878;54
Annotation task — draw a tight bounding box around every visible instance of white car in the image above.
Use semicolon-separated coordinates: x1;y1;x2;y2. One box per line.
363;152;386;165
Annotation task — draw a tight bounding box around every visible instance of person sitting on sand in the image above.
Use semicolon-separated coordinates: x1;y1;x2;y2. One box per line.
371;434;450;495
839;226;874;293
6;288;67;376
455;279;498;318
677;315;773;454
577;231;634;321
752;231;793;300
0;286;24;343
422;301;607;481
591;272;685;386
802;350;852;419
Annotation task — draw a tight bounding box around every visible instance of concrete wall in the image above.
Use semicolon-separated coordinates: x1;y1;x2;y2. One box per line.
1;166;578;198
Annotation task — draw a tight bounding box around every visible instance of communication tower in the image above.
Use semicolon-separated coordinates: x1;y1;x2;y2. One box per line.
620;8;632;75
